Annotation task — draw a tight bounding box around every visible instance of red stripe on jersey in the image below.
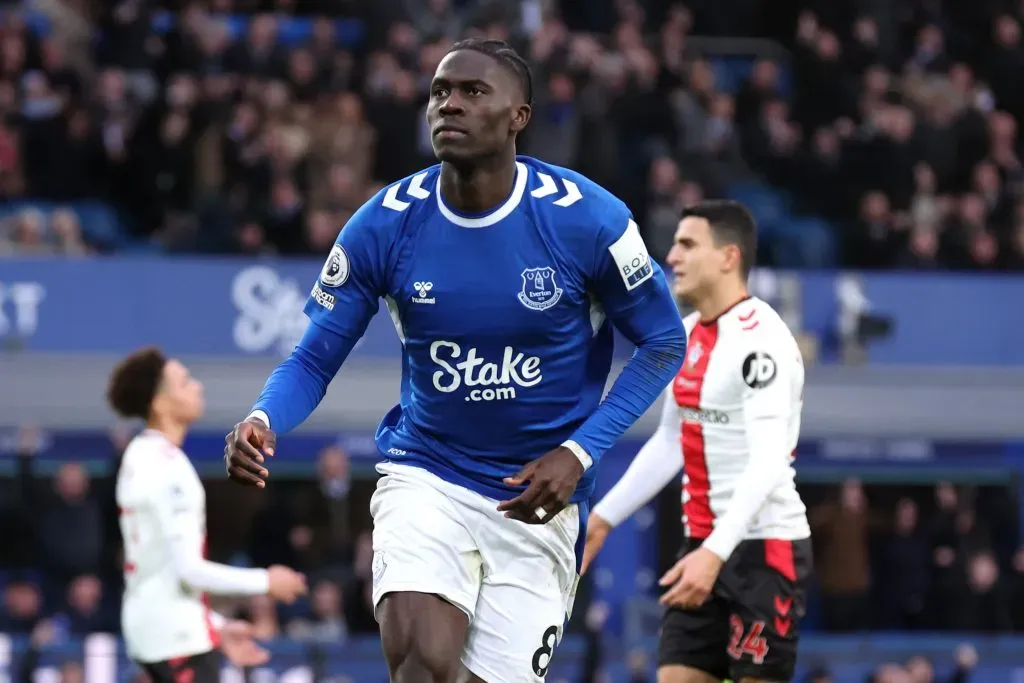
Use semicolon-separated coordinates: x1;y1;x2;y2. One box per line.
673;321;720;538
764;539;796;582
200;537;222;648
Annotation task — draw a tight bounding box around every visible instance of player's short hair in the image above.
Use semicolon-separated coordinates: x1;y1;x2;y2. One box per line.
447;38;534;106
680;200;757;278
107;346;167;420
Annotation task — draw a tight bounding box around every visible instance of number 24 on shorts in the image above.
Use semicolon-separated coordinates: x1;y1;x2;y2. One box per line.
727;616;769;664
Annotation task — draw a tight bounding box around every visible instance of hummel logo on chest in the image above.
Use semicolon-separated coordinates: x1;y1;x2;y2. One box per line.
412;281;435;304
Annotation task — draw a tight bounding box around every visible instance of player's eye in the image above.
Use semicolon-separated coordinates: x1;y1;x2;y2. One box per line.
432;86;449;98
467;86;484;96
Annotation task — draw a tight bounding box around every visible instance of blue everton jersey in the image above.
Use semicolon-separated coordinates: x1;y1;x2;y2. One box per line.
301;156;680;502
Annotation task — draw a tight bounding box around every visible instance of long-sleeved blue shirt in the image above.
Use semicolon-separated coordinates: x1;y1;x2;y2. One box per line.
252;156;686;503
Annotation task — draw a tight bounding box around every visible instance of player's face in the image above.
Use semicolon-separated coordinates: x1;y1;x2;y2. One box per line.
156;359;205;424
665;216;731;301
427;50;530;164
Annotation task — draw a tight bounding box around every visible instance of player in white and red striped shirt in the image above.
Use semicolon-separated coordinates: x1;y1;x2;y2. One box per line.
108;347;307;683
583;201;811;683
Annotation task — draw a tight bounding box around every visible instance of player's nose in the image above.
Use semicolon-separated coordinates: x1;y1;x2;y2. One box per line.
438;95;465;116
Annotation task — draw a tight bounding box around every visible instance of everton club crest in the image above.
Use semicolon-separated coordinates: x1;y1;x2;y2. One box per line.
518;267;564;311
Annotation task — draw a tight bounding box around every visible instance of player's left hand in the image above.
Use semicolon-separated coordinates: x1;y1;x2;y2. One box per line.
498;447;584;524
658;547;724;609
219;619;270;668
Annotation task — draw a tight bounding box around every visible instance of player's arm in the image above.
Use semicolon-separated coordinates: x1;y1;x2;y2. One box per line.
246;201;390;434
565;218;686;467
701;337;799;562
592;385;683;526
151;475;270;595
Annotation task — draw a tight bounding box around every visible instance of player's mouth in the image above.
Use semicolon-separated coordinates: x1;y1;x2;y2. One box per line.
434;124;470;139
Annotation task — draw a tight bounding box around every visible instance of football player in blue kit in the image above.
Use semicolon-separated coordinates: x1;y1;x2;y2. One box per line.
225;39;686;683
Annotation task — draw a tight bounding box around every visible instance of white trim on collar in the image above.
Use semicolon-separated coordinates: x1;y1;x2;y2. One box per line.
436;161;528;228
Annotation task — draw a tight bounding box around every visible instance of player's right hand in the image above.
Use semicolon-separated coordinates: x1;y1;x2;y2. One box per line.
266;565;307;604
225;418;276;488
580;513;612;575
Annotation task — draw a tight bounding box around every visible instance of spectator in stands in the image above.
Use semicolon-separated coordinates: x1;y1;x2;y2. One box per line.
58;573;117;635
953;551;1013;631
903;643;978;683
287;578;347;644
15;620;85;683
877;498;932;630
3;0;1023;269
28;461;104;590
0;580;43;635
810;479;875;631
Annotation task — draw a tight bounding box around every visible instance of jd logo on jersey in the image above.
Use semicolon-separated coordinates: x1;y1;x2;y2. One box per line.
742;351;777;389
518;267;564;311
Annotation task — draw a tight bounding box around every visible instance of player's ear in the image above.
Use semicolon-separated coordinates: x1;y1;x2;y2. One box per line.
510;104;531;134
722;244;743;274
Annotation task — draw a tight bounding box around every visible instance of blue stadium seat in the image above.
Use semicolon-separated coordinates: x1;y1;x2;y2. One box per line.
709;57;792;97
0;10;51;36
779;216;837;269
726;181;787;228
72;201;123;248
724;183;838;268
149;12;365;48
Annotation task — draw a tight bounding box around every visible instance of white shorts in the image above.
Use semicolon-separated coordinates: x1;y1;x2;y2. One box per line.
370;462;583;683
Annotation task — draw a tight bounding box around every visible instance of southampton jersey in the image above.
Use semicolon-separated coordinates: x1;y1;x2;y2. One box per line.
674;298;809;544
302;156;680;502
116;431;220;661
117;430;268;662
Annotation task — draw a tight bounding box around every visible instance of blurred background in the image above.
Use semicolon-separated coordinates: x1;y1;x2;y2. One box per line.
1;0;1023;681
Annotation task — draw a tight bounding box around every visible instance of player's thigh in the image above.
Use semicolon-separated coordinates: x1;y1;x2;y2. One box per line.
726;539;813;683
377;591;471;681
370;463;483;619
657;596;732;682
461;505;583;683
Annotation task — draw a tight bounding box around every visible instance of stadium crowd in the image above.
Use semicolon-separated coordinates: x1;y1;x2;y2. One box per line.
0;0;1022;268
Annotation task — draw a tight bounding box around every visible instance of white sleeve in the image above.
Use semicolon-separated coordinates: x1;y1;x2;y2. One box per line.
152;477;270;596
247;410;270;428
592;385;683;527
702;340;798;561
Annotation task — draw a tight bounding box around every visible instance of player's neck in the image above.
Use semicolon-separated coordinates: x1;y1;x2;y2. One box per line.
145;417;188;447
438;152;516;214
697;282;750;323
